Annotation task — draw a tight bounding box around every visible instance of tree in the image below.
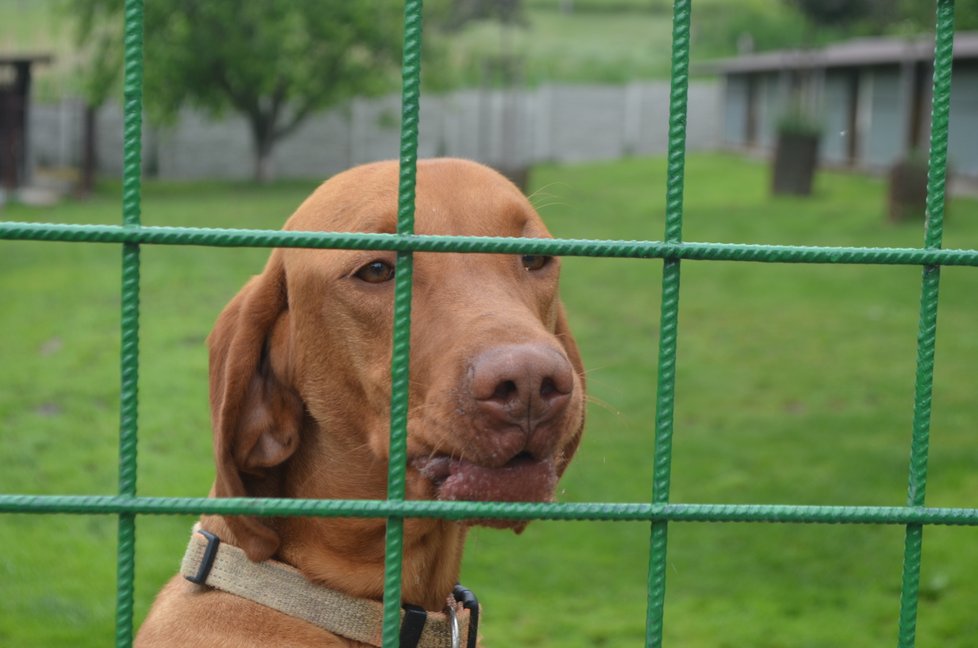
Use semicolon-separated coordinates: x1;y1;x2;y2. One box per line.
790;0;978;35
790;0;875;28
446;0;525;29
71;1;124;195
897;0;978;31
71;1;407;182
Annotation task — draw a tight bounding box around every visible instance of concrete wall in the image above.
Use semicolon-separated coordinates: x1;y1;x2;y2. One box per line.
30;81;720;182
863;65;907;168
722;75;750;147
949;62;978;176
821;70;853;165
758;72;784;149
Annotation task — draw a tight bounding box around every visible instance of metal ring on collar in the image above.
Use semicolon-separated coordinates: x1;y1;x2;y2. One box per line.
447;603;459;648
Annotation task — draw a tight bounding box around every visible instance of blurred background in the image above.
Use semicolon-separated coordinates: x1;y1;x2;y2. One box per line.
2;0;977;194
2;1;978;646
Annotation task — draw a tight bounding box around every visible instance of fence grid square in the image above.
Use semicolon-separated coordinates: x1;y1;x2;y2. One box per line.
0;1;972;647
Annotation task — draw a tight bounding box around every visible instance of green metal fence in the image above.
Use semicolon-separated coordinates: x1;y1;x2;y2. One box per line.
1;0;976;646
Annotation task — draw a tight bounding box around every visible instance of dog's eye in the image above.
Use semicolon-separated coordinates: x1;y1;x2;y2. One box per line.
354;260;395;284
521;255;552;271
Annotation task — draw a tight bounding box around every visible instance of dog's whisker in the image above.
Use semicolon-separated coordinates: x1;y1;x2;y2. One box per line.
584;394;620;416
530;200;570;213
526;181;569;205
577;363;619;377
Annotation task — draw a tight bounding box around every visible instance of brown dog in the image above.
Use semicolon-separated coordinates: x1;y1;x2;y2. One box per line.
137;159;585;647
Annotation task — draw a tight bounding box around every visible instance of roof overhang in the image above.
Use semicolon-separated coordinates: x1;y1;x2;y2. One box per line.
708;32;978;75
0;53;54;66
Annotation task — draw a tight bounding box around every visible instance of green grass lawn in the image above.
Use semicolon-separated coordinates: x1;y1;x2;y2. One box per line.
2;154;978;646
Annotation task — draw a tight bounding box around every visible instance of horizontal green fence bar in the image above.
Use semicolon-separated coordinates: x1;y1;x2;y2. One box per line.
3;221;978;266
2;495;977;526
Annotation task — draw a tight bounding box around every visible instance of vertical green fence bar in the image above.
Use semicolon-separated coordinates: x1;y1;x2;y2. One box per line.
381;1;424;645
896;2;955;646
645;1;691;646
116;0;143;645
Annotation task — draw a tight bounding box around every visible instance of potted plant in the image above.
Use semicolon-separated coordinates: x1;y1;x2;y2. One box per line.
887;149;938;223
771;111;822;197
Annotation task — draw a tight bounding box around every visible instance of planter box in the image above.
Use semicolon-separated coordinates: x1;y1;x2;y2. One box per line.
887;160;929;223
772;131;820;197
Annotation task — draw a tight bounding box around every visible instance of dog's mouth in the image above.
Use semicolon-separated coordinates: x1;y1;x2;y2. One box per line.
411;451;558;529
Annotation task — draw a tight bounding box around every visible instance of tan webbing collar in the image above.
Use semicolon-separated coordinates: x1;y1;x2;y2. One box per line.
180;526;475;648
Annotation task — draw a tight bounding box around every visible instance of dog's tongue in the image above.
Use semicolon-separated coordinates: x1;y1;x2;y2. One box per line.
416;455;558;529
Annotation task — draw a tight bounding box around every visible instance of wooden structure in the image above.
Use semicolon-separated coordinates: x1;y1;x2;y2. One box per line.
0;54;51;191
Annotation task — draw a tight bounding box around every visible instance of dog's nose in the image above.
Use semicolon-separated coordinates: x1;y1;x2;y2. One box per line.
470;343;575;447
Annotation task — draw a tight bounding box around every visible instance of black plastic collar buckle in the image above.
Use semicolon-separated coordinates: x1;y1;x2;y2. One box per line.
400;584;479;648
185;528;221;585
399;603;428;647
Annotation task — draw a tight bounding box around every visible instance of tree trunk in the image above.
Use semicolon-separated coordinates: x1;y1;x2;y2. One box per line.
250;115;276;183
254;149;273;184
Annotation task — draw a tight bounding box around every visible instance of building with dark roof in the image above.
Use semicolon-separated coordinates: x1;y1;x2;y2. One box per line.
714;33;978;177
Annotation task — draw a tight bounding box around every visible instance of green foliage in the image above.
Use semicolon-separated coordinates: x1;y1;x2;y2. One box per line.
445;0;527;29
897;0;978;31
68;0;409;180
526;0;671;13
67;0;123;107
439;5;676;84
899;147;931;170
777;110;824;137
790;0;876;27
35;0;978;103
139;2;402;124
693;0;809;59
3;155;978;646
787;0;978;36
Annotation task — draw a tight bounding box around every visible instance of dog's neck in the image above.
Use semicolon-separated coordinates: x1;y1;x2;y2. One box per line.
203;421;469;612
277;515;467;611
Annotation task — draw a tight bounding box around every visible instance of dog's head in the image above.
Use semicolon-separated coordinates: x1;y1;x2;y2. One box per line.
206;159;585;560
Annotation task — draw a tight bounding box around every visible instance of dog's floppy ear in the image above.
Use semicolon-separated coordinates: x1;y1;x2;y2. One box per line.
208;251;304;561
554;301;585;477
